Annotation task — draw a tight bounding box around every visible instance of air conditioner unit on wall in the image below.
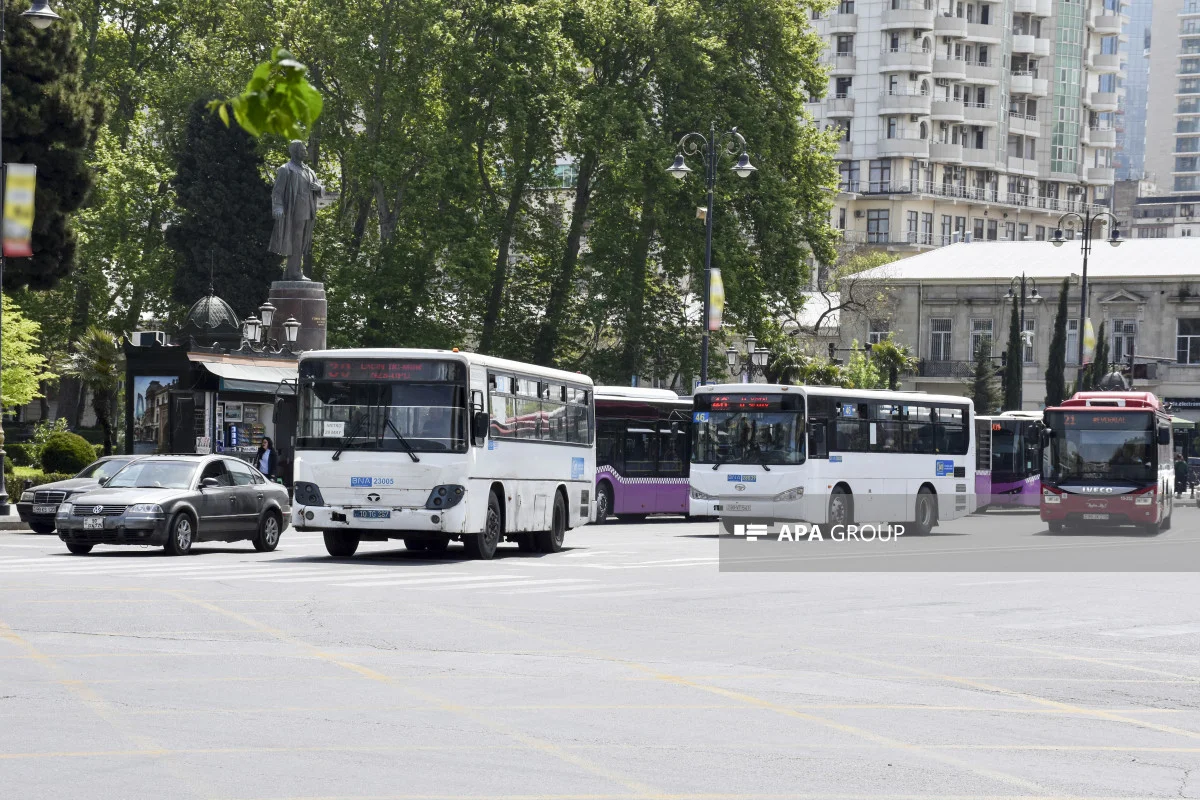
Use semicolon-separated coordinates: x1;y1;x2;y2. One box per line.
855;209;864;218
911;114;921;122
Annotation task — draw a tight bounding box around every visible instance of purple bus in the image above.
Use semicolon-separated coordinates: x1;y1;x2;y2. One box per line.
594;387;693;523
975;412;1042;511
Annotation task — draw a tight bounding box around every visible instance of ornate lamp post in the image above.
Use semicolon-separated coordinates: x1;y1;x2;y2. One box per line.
240;313;301;355
1006;274;1039;407
667;124;756;386
725;334;770;383
1050;210;1122;382
0;0;63;513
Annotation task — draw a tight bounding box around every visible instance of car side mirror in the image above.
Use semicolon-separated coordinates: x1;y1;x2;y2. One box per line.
472;411;490;444
201;477;220;489
97;476;109;486
1158;427;1171;446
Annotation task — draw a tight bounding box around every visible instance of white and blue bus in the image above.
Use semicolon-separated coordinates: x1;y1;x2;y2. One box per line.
688;384;975;535
291;349;595;559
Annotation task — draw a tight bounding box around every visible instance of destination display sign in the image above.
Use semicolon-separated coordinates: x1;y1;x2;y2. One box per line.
696;394;802;412
304;359;464;382
1049;410;1153;430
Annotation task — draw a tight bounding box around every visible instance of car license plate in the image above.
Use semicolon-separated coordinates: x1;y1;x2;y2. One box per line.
352;509;391;519
32;504;57;515
83;517;105;530
1082;513;1109;521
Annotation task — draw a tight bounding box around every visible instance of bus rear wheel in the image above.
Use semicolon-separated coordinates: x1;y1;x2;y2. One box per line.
324;530;360;557
465;493;501;560
910;488;937;536
535;493;567;554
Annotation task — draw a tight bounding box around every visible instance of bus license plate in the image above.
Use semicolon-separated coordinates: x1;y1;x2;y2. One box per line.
33;504;57;515
353;509;391;520
83;517;105;530
1082;513;1109;520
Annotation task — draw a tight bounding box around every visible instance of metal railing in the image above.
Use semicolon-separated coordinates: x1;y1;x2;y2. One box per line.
918;359;976;378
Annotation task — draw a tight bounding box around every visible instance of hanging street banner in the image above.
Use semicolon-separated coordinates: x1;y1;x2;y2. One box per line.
708;268;725;331
2;164;37;257
1082;318;1096;364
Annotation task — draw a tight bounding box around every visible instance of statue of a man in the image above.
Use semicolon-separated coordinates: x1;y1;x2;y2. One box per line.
270;140;323;281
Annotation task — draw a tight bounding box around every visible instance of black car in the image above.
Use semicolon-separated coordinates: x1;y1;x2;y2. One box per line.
16;456;141;534
56;455;291;555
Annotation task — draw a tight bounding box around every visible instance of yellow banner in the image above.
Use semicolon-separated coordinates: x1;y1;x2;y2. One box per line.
1082;318;1096;364
3;164;37;257
708;268;725;332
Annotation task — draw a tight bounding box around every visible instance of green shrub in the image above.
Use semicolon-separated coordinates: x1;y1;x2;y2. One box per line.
3;456;12;479
40;432;97;475
94;444;105;460
6;442;37;467
31;418;70;451
22;472;75;489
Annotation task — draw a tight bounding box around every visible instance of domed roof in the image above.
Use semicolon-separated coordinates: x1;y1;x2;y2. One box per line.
178;291;243;347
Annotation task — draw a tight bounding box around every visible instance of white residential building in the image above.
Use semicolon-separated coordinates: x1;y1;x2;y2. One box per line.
810;0;1127;250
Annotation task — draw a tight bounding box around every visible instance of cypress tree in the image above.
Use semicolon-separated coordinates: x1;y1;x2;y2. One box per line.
0;0;103;290
1045;277;1070;407
166;98;278;318
1002;293;1023;410
969;336;1000;415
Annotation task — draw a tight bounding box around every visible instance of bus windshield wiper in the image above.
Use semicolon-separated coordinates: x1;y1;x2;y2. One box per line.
382;417;420;463
332;414;368;461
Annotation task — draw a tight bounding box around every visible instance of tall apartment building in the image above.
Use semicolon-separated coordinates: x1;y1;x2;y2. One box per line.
1144;0;1200;194
1115;0;1152;179
810;0;1126;250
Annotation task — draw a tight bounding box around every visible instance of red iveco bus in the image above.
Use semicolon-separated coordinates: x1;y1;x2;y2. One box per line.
1040;392;1176;534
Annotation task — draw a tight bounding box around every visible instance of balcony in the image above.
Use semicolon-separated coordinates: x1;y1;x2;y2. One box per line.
965;22;1003;44
1085;166;1116;184
827;12;858;34
964;102;998;126
965;60;1002;85
1014;0;1036;13
933;13;967;37
1034;0;1052;16
1007;156;1039;176
961;147;999;168
1012;34;1036;54
932;57;967;81
1088;91;1120;112
1090;52;1122;74
918;360;976;379
931;99;965;121
1091;13;1124;36
877;137;930;158
1086;127;1117;148
1008;113;1039;136
1010;72;1034;95
929;142;963;163
826;95;855;117
879;90;932;116
829;54;856;76
1030;77;1049;97
879;46;933;72
834;140;854;160
881;2;935;31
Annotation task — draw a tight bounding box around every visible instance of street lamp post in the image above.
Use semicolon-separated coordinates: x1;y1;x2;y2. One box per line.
725;334;770;383
1050;209;1122;384
1006;274;1039;408
0;0;63;513
667;123;756;386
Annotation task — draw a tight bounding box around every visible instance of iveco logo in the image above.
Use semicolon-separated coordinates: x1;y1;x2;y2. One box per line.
734;484;746;492
1079;487;1116;494
93;505;104;514
367;493;380;503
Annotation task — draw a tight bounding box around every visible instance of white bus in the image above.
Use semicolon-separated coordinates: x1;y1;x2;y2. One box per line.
689;384;975;535
290;349;595;559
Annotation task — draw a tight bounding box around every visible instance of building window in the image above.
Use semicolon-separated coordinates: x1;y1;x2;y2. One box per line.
836;35;853;56
1022;319;1036;364
973;218;985;240
1066;318;1079;365
866;209;890;243
837;207;847;230
922;212;934;245
1019;223;1029;241
1035;225;1046;241
970;319;994;360
868;320;890;345
839;161;860;192
869;159;891;192
1111;319;1137;365
930;319;953;362
987;219;998;240
907;210;919;243
941;214;952;245
887;117;899;139
1178;319;1200;364
1004;221;1016;241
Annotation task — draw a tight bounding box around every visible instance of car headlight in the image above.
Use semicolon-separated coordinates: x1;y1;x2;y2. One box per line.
773;487;805;502
19;491;33;503
128;503;164;515
57;503;73;517
1042;490;1060;504
1134;494;1154;506
690;488;716;501
425;485;465;510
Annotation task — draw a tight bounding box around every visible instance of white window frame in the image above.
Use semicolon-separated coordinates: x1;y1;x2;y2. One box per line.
930;318;953;362
970;318;993;360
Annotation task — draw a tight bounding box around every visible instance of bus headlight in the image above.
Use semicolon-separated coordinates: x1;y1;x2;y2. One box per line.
293;482;326;506
773;487;805;502
425;485;465;510
1134;494;1154;506
690;488;716;501
1042;490;1060;504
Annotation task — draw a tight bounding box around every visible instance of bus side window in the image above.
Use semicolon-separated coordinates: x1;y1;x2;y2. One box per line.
809;422;828;459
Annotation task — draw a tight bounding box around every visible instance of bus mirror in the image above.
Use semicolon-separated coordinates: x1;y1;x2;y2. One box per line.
1158;427;1171;446
1040;428;1054;446
473;411;490;443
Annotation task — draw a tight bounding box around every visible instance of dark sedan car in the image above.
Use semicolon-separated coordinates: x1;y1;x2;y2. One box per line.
56;455;290;555
16;456;141;534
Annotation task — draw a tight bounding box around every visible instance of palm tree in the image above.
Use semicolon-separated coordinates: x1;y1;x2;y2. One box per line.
869;335;919;390
68;327;124;455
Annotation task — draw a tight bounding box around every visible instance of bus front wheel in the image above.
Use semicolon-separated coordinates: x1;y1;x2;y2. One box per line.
595;482;613;524
827;486;853;528
465;493;502;560
1047;520;1064;533
324;530;360;558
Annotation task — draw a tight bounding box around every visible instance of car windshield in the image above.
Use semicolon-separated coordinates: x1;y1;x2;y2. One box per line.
78;458;134;481
104;461;197;489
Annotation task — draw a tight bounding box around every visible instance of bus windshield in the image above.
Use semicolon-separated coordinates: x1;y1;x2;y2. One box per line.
1042;410;1155;484
992;420;1040;479
691;395;805;466
298;359;468;453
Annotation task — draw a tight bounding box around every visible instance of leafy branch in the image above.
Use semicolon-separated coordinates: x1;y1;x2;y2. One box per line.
209;48;323;140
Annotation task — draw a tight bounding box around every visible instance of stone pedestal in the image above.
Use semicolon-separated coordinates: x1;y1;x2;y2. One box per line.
267;281;327;352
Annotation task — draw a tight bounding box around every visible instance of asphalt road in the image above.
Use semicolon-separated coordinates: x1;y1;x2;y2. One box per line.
1;509;1199;800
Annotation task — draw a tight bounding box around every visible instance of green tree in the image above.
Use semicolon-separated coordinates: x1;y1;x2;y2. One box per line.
1045;277;1070;407
166;98;279;318
845;341;884;389
67;327;123;455
1084;321;1110;391
0;294;55;409
968;336;1000;415
870;335;918;391
0;0;103;290
1002;293;1023;410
